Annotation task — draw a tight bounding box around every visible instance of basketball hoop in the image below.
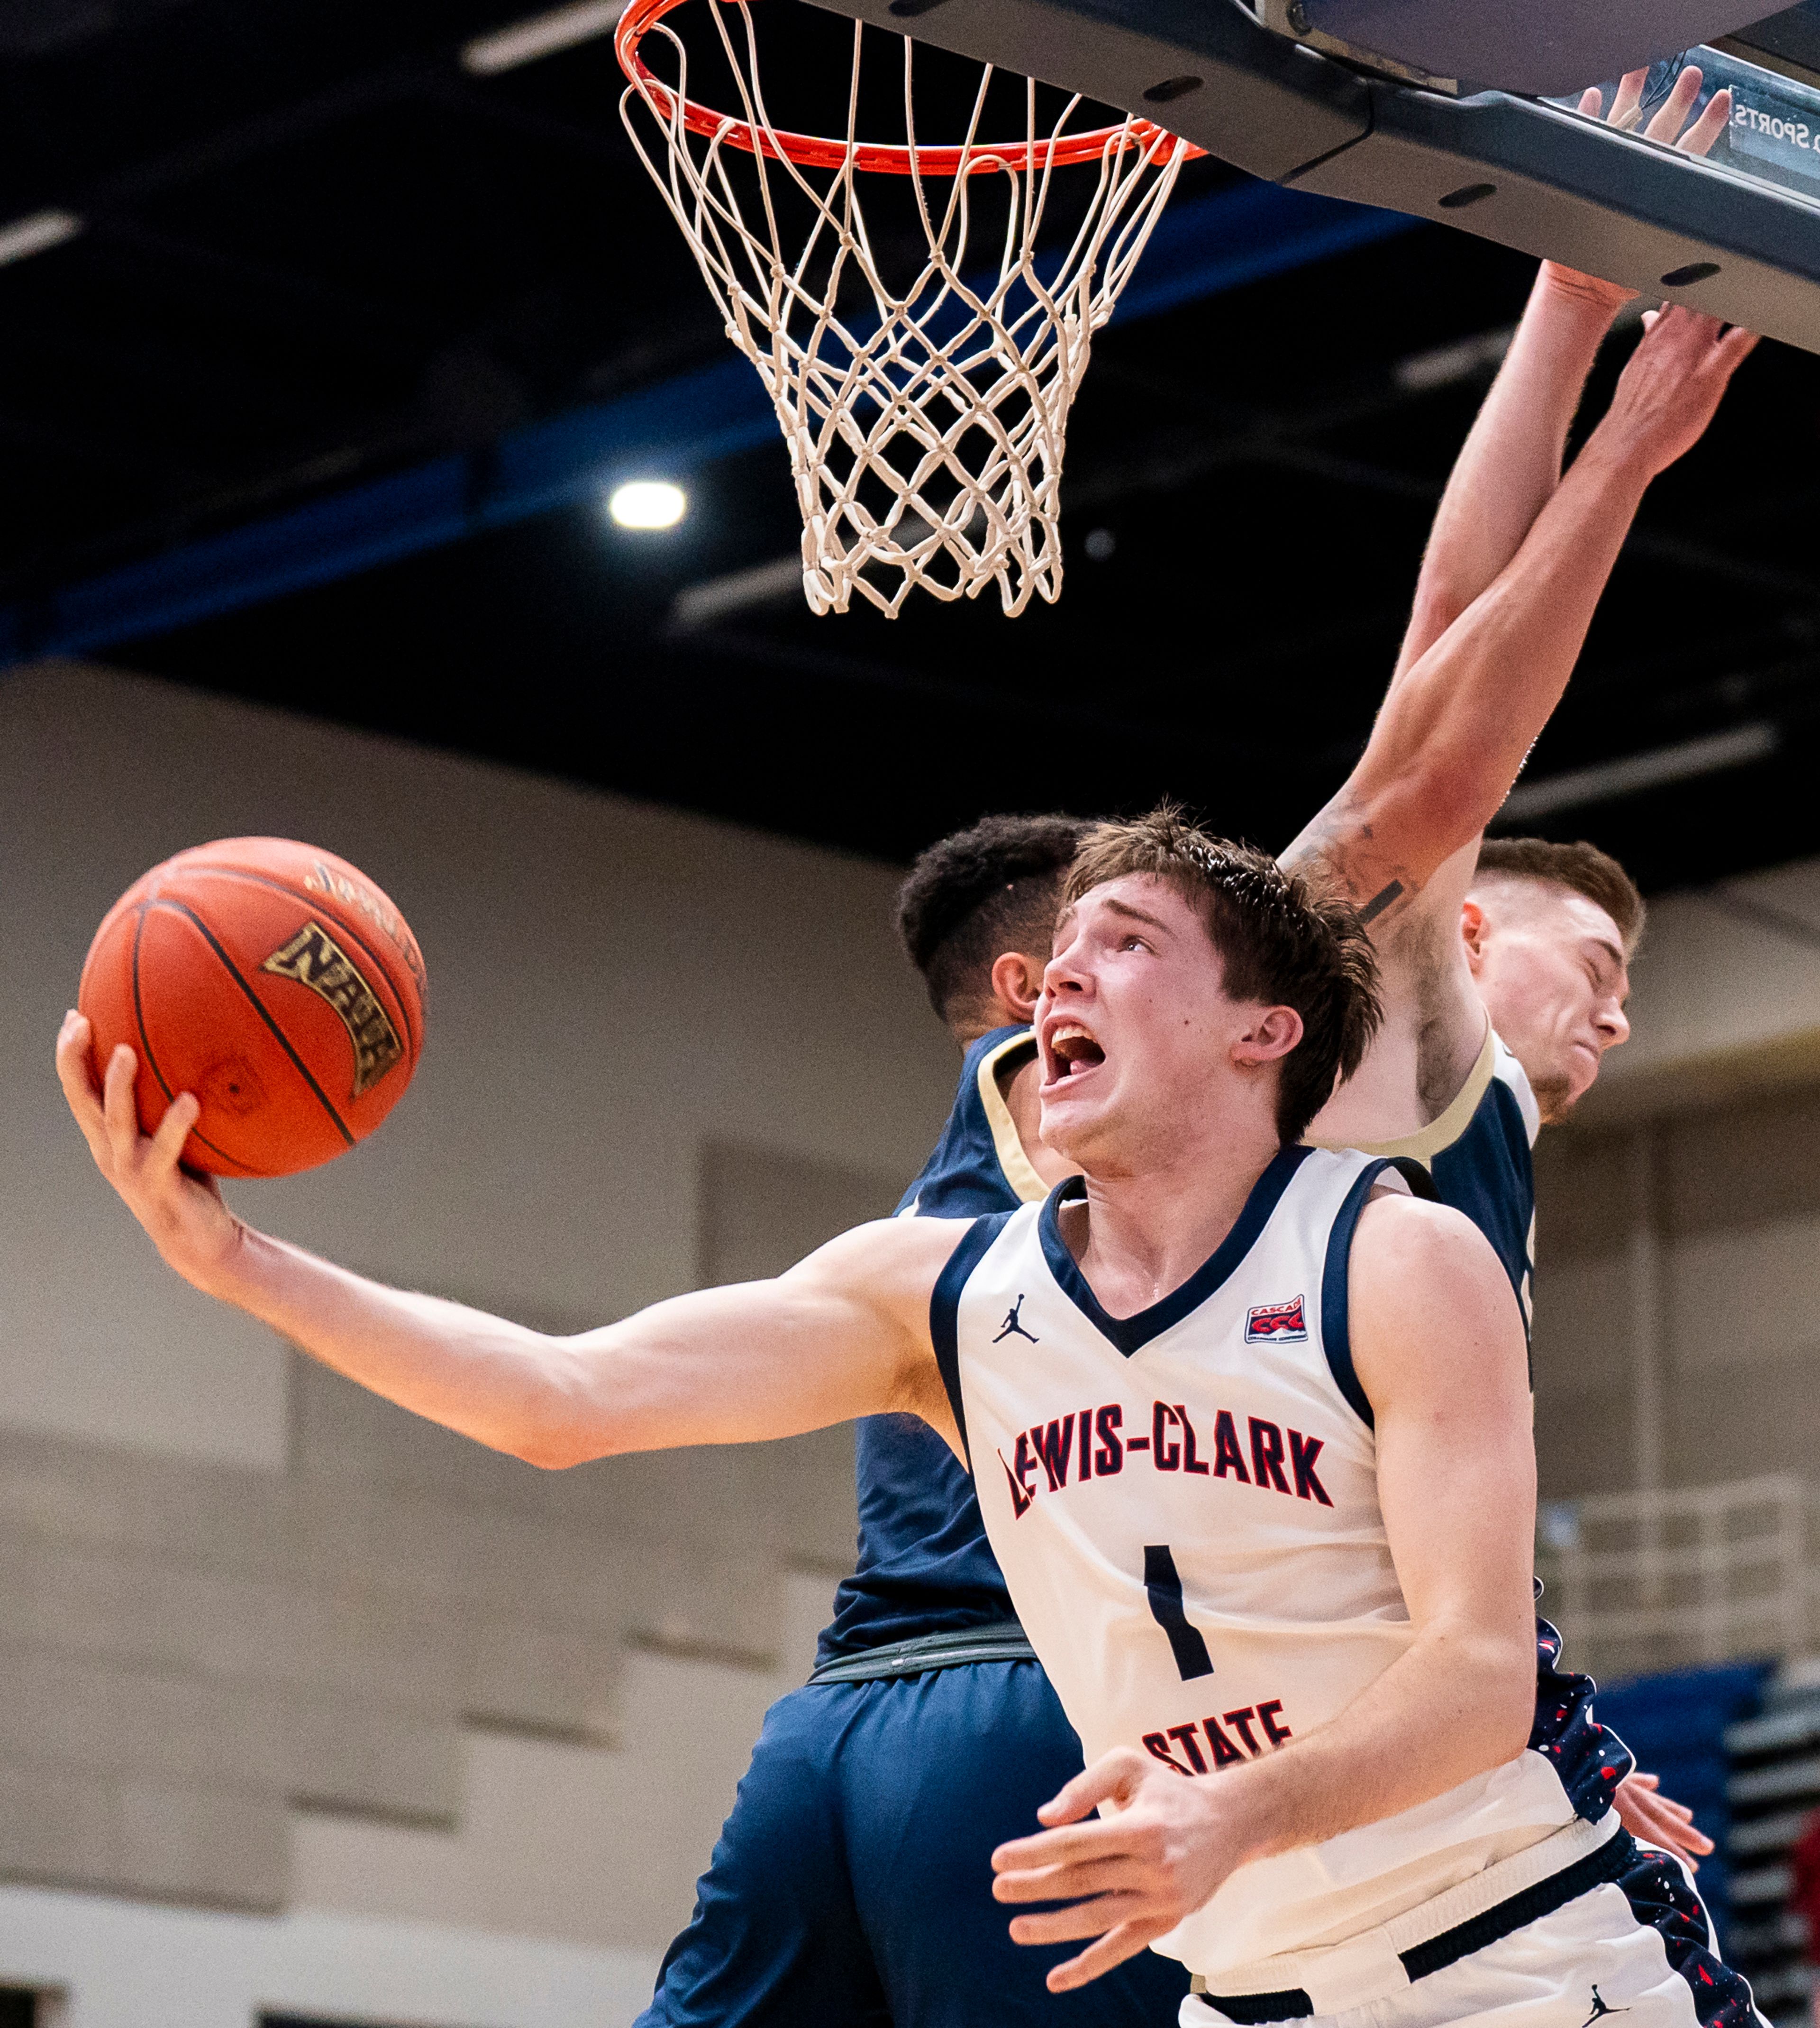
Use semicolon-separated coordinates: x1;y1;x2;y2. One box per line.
617;0;1199;616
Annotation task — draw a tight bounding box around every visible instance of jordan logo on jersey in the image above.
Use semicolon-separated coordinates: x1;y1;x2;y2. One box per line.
993;1295;1039;1345
1245;1296;1308;1342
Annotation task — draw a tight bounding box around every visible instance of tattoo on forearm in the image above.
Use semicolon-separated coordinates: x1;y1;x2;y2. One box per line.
1359;882;1404;926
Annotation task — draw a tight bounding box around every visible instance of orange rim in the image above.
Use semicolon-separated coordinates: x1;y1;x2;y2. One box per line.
616;0;1202;173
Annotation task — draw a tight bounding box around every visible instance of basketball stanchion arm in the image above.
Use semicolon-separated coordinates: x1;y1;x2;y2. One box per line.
805;0;1820;357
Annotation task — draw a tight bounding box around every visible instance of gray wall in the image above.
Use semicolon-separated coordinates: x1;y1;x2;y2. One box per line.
0;659;942;1974
1534;1084;1820;1500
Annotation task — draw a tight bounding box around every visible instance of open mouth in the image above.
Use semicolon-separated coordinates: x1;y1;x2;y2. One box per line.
1049;1021;1106;1077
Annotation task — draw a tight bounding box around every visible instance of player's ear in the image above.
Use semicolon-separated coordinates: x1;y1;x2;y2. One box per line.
1460;897;1489;973
1232;1005;1302;1067
989;949;1046;1025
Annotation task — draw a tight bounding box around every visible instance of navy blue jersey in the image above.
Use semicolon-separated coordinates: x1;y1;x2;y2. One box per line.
1319;1022;1539;1330
818;1028;1046;1663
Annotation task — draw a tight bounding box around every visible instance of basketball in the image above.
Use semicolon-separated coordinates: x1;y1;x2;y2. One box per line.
77;837;427;1179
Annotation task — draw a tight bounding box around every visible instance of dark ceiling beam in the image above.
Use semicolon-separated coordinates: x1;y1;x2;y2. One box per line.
0;392;206;482
1570;632;1820;731
1257;442;1443;503
12;22;635;236
1099;344;1820;607
1229;604;1412;676
1068;343;1477;514
1261;441;1820;601
1062;407;1418;517
422;74;636;165
1074;387;1820;618
0;173;1420;658
78;62;431;214
90;216;432;350
664;624;1284;764
1610;527;1820;604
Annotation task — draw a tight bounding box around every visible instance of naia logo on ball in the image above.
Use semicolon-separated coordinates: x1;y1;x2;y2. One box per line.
262;921;404;1098
1245;1296;1308;1343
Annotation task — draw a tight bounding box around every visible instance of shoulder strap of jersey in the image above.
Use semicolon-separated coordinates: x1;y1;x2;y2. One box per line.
929;1210;1017;1465
1491;1030;1542;1150
1320;1155;1440;1430
974;1029;1047;1204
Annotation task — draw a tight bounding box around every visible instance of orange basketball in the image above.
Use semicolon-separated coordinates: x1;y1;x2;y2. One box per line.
78;838;427;1178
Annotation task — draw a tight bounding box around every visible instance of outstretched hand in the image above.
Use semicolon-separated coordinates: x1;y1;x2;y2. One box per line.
1614;1770;1715;1871
991;1747;1246;1991
1545;67;1734;313
1554;70;1757;490
1592;303;1757;483
55;1010;244;1289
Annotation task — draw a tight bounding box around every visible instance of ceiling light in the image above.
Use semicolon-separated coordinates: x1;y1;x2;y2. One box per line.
608;480;688;530
0;210;83;269
461;0;627;74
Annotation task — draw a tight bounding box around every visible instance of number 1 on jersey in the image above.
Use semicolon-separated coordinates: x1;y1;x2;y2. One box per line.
1143;1544;1214;1680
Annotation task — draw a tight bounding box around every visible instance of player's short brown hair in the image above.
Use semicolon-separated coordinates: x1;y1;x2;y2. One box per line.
1473;837;1645;955
897;812;1090;1026
1063;805;1381;1144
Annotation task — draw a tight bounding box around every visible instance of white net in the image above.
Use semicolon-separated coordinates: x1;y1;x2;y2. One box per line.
619;1;1191;617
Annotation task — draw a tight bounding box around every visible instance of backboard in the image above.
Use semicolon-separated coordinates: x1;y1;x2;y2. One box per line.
802;0;1820;357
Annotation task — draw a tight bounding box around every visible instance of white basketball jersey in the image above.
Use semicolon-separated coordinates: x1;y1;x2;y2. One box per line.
934;1144;1581;1977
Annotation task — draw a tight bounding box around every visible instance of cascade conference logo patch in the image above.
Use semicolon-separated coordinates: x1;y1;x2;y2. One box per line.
262;920;403;1098
1245;1296;1308;1343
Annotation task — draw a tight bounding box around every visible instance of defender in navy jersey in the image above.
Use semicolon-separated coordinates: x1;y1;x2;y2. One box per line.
818;1028;1047;1664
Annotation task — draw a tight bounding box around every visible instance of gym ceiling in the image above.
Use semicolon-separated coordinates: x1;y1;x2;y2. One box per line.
2;0;1817;886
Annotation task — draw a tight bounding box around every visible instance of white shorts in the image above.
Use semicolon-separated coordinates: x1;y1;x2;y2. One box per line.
1185;1839;1765;2028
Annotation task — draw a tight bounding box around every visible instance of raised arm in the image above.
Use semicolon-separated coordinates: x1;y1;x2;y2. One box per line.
1389;66;1731;692
56;1013;957;1469
1387;273;1626;697
1282;80;1744;1128
1291;304;1754;918
1284;305;1754;1127
989;1192;1536;1990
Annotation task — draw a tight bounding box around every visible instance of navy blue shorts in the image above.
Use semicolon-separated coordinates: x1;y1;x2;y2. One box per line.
635;1658;1194;2028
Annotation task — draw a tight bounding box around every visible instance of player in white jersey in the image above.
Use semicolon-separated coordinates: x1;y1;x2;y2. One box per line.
57;808;1766;2028
944;1122;1576;1982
